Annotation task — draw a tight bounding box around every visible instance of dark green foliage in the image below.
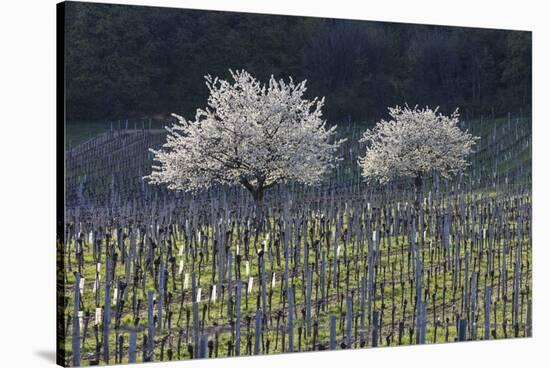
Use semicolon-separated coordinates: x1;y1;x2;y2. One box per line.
64;2;531;123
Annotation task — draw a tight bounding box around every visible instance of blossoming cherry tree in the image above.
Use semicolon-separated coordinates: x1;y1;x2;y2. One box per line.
146;70;343;220
358;105;478;209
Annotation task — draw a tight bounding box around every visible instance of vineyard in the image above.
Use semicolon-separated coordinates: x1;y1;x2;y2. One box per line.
58;113;532;366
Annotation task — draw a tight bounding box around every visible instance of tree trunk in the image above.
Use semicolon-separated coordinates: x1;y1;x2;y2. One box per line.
240;178;266;230
252;188;265;230
414;175;423;214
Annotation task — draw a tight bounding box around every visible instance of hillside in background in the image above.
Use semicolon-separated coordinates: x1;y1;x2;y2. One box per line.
64;2;531;124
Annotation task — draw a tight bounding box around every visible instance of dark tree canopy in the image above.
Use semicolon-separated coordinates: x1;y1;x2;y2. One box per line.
64;2;531;123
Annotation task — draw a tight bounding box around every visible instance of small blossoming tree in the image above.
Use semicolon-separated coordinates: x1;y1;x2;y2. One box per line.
358;105;478;208
146;70;343;219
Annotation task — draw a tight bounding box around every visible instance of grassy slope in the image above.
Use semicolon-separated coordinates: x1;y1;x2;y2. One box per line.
60;115;532;365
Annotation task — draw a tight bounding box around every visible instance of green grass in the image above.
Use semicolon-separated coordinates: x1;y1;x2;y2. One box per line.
59;193;532;365
60;114;532;365
65;121;112;148
65;120;169;148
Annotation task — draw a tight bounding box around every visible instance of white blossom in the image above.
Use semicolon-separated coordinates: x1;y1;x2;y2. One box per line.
358;105;479;184
145;70;344;202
